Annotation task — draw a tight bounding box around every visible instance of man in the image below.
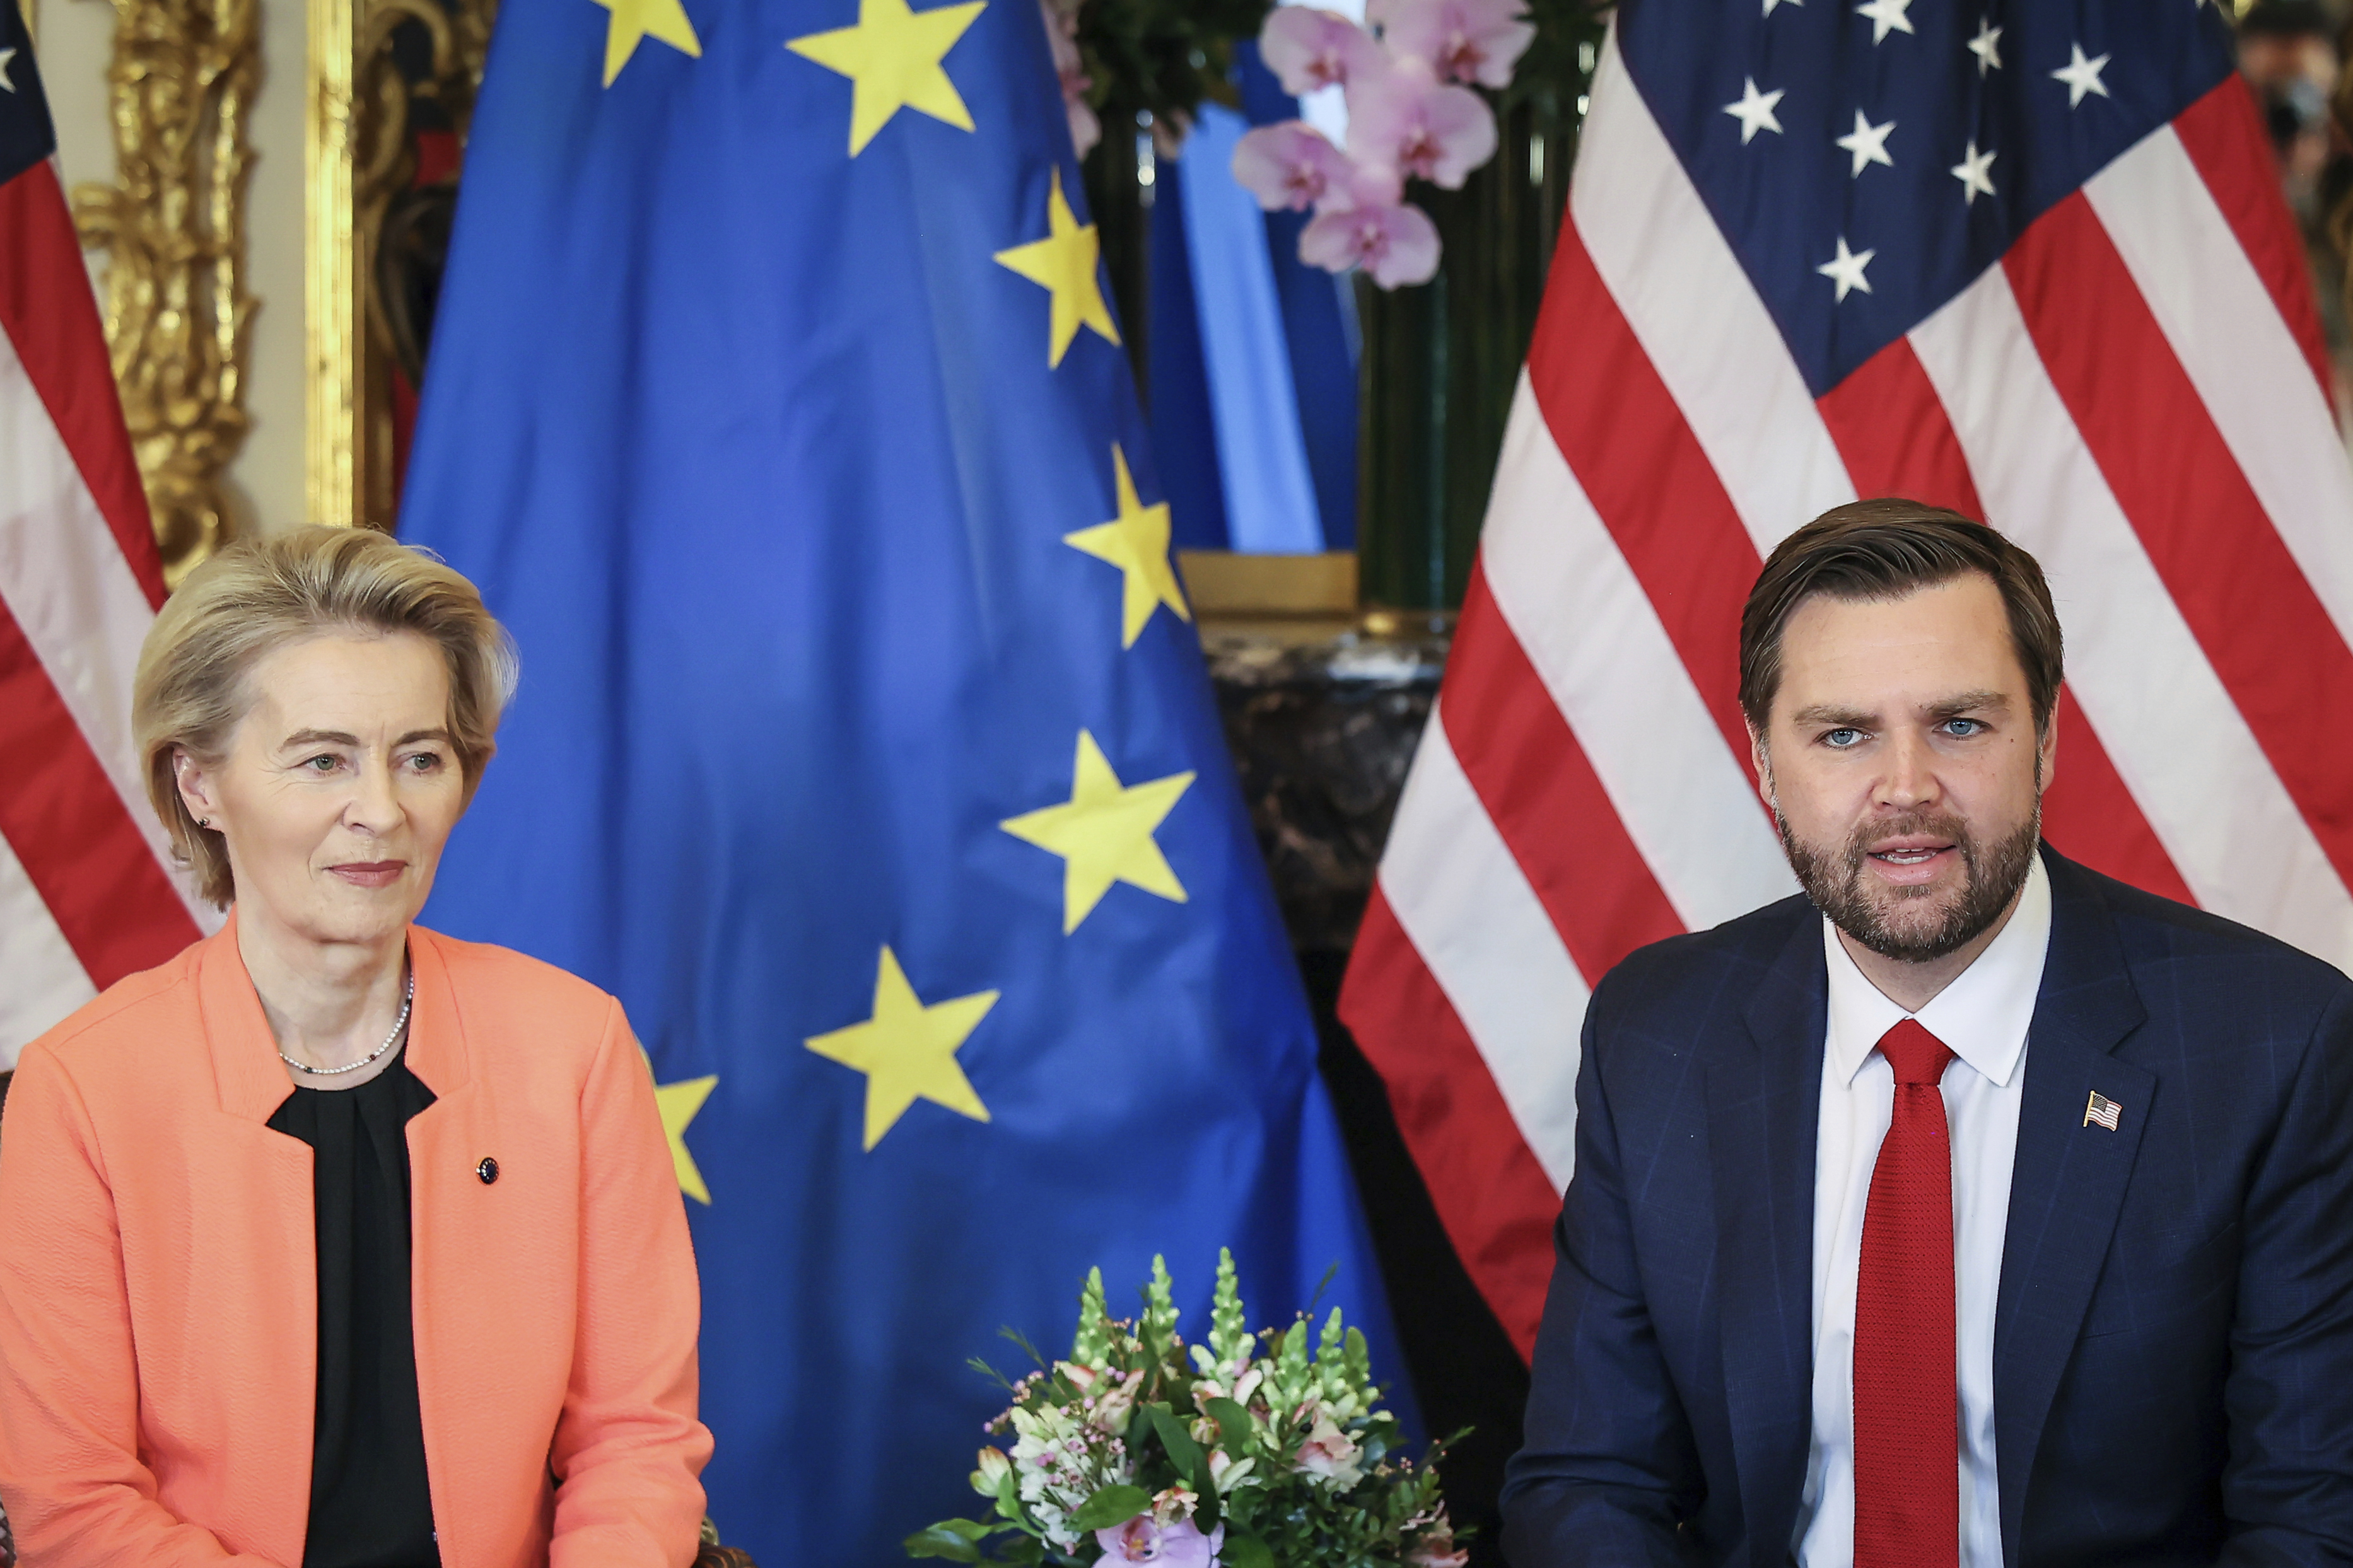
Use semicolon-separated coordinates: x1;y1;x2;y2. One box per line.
1501;499;2353;1567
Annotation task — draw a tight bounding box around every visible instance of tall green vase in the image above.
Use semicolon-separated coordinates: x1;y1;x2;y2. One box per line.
1356;91;1584;617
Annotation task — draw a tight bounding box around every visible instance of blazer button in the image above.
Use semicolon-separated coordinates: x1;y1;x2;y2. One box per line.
476;1156;499;1184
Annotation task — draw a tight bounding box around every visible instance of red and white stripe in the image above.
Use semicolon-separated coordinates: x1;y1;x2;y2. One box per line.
0;154;211;1066
1340;30;2353;1355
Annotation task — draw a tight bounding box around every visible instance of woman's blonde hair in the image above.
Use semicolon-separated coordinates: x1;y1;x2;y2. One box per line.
133;525;519;909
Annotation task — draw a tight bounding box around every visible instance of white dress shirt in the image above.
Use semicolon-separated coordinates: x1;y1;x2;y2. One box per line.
1792;855;2052;1568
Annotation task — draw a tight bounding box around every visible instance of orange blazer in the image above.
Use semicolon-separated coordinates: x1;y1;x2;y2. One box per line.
0;915;712;1567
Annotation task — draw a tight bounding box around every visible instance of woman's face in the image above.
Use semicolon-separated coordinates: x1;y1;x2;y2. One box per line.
177;630;465;948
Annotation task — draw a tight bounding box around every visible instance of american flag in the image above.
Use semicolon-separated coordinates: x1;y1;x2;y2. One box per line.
1341;1;2349;1354
0;0;209;1066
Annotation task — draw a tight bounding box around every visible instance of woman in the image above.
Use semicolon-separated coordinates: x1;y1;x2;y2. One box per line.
0;526;711;1565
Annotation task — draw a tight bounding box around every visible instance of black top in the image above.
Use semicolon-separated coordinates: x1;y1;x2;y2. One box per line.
267;1055;441;1568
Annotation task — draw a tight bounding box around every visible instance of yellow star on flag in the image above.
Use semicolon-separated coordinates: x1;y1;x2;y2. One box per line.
592;0;701;87
993;167;1119;368
786;0;988;156
645;1053;718;1204
1000;730;1194;933
1064;445;1189;649
804;946;996;1150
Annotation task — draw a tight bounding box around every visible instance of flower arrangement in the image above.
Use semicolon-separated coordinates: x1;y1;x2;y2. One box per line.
1232;1;1538;288
909;1251;1466;1568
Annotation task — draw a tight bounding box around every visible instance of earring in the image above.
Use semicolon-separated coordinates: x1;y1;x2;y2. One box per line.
196;818;211;828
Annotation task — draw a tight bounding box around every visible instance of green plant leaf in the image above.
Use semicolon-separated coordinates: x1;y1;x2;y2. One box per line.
1069;1484;1153;1533
1220;1528;1276;1568
1205;1396;1254;1453
1146;1403;1220;1524
904;1521;987;1561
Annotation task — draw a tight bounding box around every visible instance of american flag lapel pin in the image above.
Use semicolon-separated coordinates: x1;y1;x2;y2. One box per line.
2084;1090;2123;1131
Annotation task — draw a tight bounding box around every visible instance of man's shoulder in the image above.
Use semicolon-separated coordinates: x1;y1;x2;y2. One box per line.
1587;891;1819;1033
2050;852;2352;1017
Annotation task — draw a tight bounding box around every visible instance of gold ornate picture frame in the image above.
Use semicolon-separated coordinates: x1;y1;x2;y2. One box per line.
70;0;260;583
307;0;493;530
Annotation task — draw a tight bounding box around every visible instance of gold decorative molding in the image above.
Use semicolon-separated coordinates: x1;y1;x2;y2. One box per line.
307;0;357;525
309;0;494;530
72;0;260;584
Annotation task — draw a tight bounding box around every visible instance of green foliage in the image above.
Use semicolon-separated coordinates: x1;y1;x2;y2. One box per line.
1206;1248;1250;1372
905;1519;992;1561
1073;0;1272;128
1068;1485;1154;1533
1070;1269;1112;1366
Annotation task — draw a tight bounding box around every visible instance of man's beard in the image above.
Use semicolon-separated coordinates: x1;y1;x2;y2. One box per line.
1777;805;2040;963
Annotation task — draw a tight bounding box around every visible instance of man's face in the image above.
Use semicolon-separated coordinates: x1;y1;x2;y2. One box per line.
1753;573;2053;963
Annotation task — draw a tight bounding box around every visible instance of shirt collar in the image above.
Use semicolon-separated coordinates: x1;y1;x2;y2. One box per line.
1822;851;2052;1089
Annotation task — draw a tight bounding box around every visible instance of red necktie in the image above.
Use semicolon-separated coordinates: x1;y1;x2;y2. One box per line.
1854;1018;1959;1568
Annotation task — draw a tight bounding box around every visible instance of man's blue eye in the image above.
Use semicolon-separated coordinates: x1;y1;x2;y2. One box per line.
1824;729;1862;748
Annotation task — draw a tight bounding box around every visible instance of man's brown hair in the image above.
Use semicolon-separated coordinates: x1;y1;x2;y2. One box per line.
1738;497;2064;735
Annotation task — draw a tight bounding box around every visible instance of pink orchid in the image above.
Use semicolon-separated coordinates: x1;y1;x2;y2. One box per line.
1232;122;1358;212
1317;155;1406;213
1345;55;1497;189
1299;198;1440;289
1037;0;1101;157
1369;0;1536;89
1259;6;1386;97
1094;1515;1225;1567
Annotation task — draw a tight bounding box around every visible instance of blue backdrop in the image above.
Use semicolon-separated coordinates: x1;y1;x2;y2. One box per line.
396;0;1403;1559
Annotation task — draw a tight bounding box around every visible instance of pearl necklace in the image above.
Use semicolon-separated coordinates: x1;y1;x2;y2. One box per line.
279;969;414;1077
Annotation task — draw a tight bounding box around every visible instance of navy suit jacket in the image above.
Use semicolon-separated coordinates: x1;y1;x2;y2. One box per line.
1500;847;2353;1567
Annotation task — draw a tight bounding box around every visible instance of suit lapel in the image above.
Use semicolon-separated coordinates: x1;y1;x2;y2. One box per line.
1709;912;1828;1565
1991;851;2151;1565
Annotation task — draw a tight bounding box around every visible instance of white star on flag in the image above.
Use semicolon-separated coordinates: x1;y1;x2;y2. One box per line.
1723;76;1786;144
1763;0;1801;12
1835;109;1895;177
2053;43;2112;107
1855;0;1914;44
1950;141;1997;204
0;47;16;93
1817;235;1875;301
1967;20;2002;74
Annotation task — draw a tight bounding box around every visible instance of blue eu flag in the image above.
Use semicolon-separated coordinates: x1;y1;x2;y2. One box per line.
397;0;1403;1560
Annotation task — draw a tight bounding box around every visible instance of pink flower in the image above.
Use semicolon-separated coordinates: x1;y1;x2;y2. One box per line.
1319;155;1406;213
1406;1517;1470;1568
1094;1515;1225;1567
1300;199;1441;289
1260;6;1385;96
1369;0;1535;89
1232;122;1360;212
1037;0;1101;157
1345;55;1497;189
1290;1413;1368;1486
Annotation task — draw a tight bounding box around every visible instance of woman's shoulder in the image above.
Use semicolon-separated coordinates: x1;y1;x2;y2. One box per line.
413;927;625;1045
22;941;207;1073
